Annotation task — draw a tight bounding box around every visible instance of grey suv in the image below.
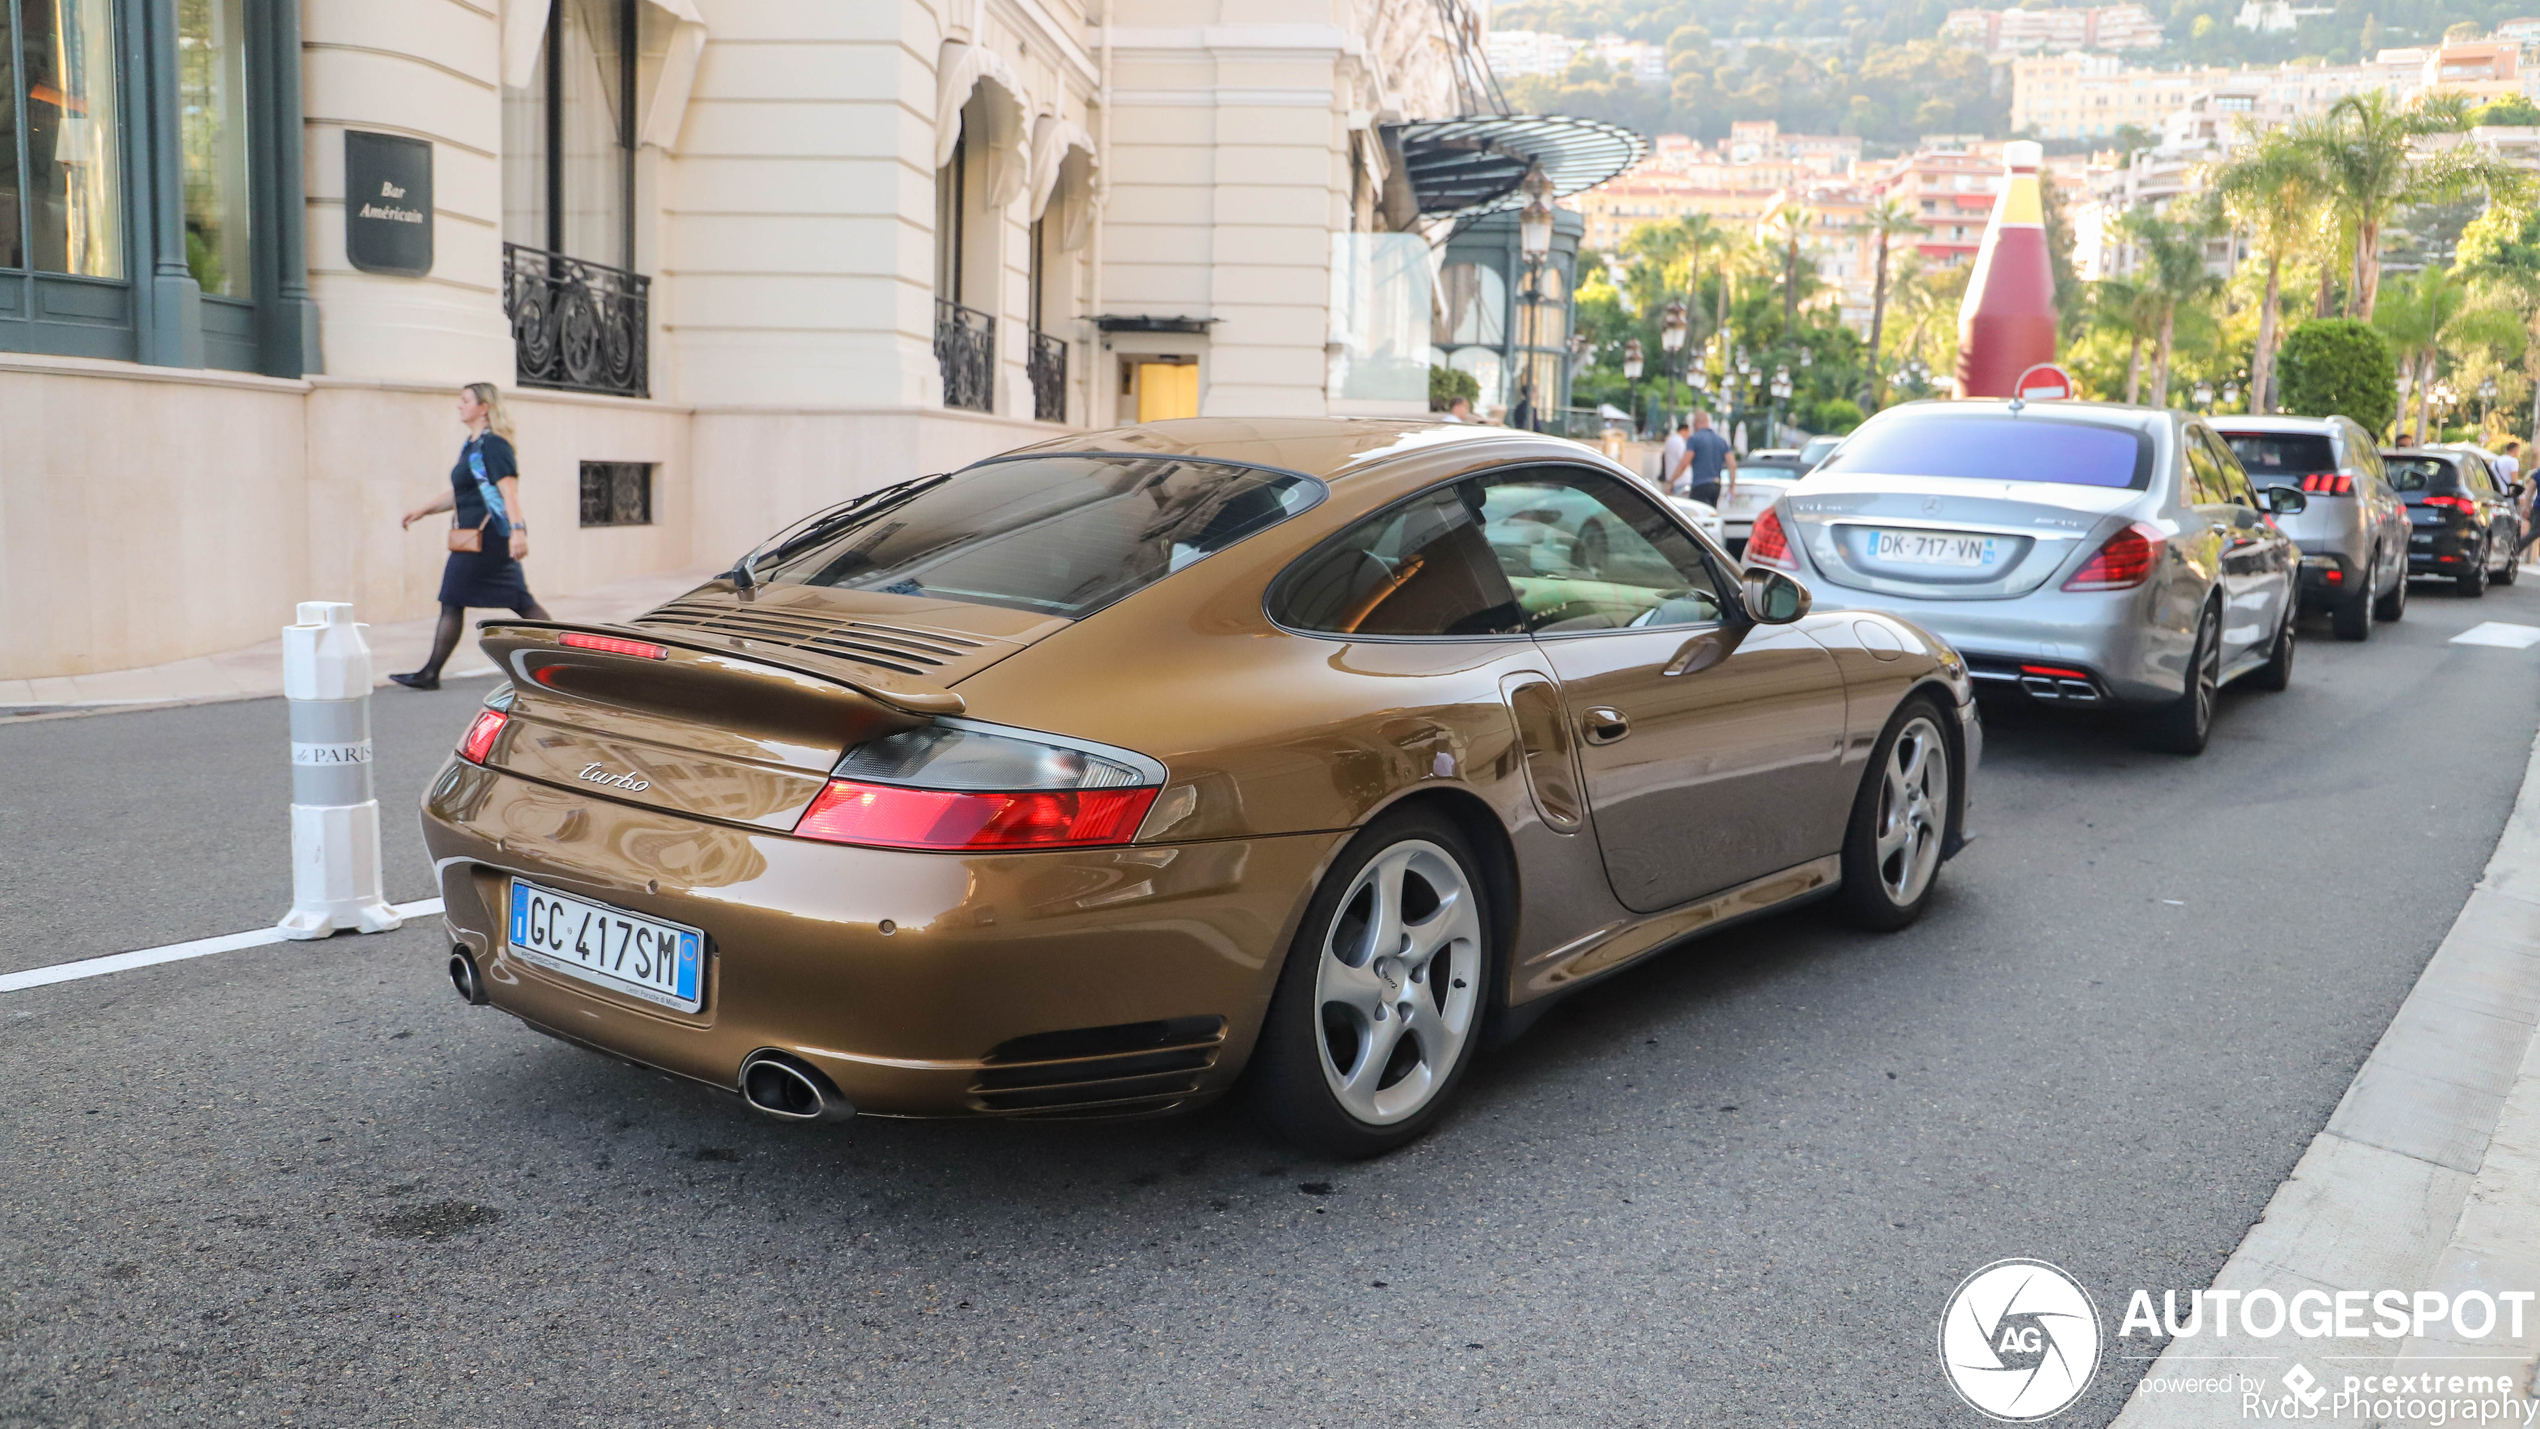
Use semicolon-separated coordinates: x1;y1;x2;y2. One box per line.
2212;415;2411;639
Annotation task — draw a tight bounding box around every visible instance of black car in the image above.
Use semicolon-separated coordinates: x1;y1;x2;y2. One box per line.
2384;447;2523;595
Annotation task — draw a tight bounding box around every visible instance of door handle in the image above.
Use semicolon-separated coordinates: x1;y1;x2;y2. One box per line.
1581;707;1630;745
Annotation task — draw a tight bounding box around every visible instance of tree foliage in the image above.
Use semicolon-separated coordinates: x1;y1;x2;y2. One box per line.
1503;34;2001;149
2276;318;2397;432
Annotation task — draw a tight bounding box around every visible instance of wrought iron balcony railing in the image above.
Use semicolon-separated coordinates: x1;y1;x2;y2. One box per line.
1027;329;1067;423
936;298;995;412
504;244;650;400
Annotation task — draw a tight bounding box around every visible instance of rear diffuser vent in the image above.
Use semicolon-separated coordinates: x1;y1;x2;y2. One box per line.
633;598;985;675
970;1016;1228;1117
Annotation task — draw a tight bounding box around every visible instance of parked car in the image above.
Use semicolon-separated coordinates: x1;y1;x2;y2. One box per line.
422;418;1977;1158
1711;449;1809;555
2386;447;2522;593
1752;399;2304;755
1670;493;1726;546
1797;434;1843;473
2434;444;2526;578
2212;415;2411;638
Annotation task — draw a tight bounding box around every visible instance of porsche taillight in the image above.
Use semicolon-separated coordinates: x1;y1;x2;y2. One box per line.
793;722;1163;851
458;709;508;764
2063;522;2167;592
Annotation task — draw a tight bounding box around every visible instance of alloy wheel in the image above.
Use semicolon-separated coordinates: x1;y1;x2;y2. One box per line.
1312;840;1483;1126
2192;615;2220;738
1874;716;1949;907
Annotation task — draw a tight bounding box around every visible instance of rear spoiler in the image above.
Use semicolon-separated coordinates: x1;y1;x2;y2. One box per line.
476;620;966;718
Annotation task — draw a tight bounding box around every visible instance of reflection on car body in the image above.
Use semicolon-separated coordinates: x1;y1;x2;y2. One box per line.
420;418;1979;1158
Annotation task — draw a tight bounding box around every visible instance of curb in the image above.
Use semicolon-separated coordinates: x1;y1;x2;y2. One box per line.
2109;729;2540;1427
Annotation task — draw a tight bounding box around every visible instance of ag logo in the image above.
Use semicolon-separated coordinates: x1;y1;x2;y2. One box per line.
1939;1259;2101;1421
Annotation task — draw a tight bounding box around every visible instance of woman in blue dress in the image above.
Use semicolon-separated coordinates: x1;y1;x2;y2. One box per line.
390;383;553;690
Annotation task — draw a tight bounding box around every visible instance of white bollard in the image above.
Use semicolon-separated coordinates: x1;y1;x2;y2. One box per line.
277;601;403;939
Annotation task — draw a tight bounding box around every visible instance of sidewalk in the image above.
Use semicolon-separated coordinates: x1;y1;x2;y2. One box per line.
2112;728;2540;1427
0;563;723;720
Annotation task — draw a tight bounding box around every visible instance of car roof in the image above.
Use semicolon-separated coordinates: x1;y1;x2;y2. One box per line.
997;417;1596;482
2209;415;2344;433
1870;397;2180;433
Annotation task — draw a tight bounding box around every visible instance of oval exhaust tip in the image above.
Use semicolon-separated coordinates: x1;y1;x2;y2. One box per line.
448;947;490;1006
739;1051;854;1123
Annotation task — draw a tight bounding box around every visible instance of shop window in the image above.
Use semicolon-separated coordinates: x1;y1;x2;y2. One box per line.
579;461;654;526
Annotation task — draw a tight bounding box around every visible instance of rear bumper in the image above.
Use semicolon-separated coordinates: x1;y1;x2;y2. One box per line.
2408;524;2480;572
1799;582;2180;706
420;759;1345;1119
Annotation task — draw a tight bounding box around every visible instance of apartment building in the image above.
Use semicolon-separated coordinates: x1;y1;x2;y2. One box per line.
2016;42;2540;145
1572;176;1782;252
1866;144;2005;268
2011;53;2236;139
5;0;1634;684
1942;5;2163;53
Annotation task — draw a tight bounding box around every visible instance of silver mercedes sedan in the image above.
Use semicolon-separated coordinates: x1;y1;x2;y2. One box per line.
1748;400;2306;754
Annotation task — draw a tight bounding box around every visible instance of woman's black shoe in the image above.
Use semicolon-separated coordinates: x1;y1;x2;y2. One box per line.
388;672;441;691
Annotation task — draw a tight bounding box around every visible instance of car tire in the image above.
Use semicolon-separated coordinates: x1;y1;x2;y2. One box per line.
1252;808;1494;1159
2332;556;2373;640
2141;603;2221;756
1833;696;1954;933
2249;602;2295;692
2375;560;2408;621
2460;540;2490;597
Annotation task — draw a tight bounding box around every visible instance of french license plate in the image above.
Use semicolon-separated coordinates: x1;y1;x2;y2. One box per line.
1873;530;1997;568
508;879;705;1013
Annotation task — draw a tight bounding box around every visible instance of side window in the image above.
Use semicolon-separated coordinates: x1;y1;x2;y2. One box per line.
1473;467;1733;632
2347;425;2387;483
2202;430;2258;507
2181;432;2227;506
1271;486;1527;637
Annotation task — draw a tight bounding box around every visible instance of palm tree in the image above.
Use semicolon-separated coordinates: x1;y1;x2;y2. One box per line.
1850;197;1922;408
1620;213;1726;386
2294;90;2529;320
2373;264;2471;440
2212;127;2327;412
2122;207;2225;406
1762;200;1811;331
2087;276;2154;403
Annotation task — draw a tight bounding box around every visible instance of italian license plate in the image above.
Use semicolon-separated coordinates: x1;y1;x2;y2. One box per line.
508;879;705;1013
1874;530;1997;568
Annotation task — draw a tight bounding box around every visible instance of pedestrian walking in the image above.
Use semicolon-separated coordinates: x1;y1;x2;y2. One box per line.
1660;420;1689;491
389;383;551;691
1681;409;1737;504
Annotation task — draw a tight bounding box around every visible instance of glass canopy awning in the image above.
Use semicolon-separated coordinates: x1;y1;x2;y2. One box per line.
1390;114;1647;220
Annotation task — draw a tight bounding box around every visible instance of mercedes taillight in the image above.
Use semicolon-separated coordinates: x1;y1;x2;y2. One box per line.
1746;505;1796;570
2063;522;2166;592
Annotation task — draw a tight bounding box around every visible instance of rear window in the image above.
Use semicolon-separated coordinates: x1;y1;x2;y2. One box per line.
758;454;1323;619
1811;414;2152;489
2385;456;2458;494
2222;432;2337;478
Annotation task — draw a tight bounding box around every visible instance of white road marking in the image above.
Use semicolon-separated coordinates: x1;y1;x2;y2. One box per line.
0;899;446;994
2451;622;2540;649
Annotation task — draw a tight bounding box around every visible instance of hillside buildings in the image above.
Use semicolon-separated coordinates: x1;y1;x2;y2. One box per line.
2013;41;2540;142
1942;5;2164;53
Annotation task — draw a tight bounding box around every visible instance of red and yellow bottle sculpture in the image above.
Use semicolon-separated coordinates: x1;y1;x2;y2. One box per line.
1953;140;2057;399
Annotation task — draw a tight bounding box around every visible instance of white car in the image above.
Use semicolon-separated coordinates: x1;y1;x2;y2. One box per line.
1711;449;1809;554
1669;495;1724;546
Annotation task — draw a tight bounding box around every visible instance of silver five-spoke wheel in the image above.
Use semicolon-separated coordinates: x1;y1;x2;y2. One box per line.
1874;715;1948;908
1312;839;1482;1126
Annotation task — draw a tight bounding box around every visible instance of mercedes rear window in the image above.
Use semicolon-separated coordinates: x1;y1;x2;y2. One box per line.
2223;432;2337;479
1810;414;2152;489
758;455;1324;619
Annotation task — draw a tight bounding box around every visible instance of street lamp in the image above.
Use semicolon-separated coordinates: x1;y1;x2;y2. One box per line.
1660;300;1689;428
2481;375;2499;433
2193;379;2214;411
1623;338;1645;436
1770;364;1794;446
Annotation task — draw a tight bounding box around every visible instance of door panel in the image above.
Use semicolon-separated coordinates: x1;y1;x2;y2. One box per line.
1542;625;1849;912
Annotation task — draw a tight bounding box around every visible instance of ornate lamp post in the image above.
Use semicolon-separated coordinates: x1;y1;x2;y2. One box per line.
1514;165;1556;432
2193;379;2214;412
2481;375;2499;434
1660;300;1689;420
1770;364;1794;446
1623;338;1646;437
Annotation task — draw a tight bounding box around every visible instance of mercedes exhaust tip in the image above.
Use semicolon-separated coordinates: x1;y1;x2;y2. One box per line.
448;947;490;1006
738;1050;855;1123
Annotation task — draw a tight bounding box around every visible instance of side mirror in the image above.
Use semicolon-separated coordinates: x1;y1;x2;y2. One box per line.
2264;485;2307;516
1742;568;1813;625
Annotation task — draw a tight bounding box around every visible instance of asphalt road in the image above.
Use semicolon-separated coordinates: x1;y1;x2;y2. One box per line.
5;577;2539;1428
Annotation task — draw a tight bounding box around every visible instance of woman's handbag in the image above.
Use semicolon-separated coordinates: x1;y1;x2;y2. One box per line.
447;440;506;553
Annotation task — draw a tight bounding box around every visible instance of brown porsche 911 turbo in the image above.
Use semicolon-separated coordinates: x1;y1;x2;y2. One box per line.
422;418;1978;1156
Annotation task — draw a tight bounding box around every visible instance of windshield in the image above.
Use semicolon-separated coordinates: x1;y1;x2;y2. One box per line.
759;454;1323;619
2223;432;2337;479
1812;414;2152;489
